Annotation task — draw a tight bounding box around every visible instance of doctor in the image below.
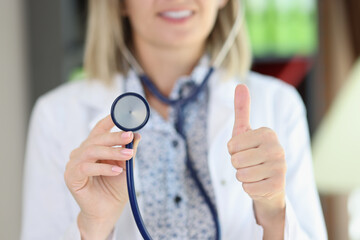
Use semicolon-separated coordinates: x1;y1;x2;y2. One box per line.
21;0;327;239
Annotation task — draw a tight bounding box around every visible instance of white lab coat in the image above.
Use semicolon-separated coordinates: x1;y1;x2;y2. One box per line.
21;69;327;240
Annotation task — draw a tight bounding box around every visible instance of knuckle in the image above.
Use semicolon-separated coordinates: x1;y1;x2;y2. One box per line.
283;160;287;173
260;127;275;140
236;171;241;182
79;162;90;175
84;145;96;159
227;140;235;154
65;152;76;182
94;133;105;144
236;169;246;182
279;163;287;177
275;181;284;192
275;147;285;160
231;155;238;168
93;120;104;131
69;148;78;160
82;137;94;147
270;145;285;160
242;183;252;194
273;158;287;177
273;165;283;177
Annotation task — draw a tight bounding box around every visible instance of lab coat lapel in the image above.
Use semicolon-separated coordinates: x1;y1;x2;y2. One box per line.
207;72;238;144
207;71;238;176
207;73;248;235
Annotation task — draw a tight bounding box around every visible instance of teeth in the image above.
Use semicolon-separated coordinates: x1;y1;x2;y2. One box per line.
161;10;193;19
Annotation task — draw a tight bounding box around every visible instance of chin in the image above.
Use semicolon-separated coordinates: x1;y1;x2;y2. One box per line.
155;31;207;49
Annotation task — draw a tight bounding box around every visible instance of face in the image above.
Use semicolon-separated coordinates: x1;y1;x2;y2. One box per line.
124;0;228;50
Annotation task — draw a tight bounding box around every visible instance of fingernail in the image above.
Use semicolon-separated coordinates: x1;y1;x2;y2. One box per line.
121;149;133;155
112;166;123;173
122;131;133;139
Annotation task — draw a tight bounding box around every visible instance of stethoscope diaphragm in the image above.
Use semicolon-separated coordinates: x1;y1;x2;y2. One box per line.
111;92;150;132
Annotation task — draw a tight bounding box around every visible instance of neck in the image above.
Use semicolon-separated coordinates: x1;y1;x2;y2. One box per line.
133;38;205;97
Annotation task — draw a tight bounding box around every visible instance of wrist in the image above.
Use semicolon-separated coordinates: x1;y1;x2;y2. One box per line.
253;193;286;227
77;212;116;240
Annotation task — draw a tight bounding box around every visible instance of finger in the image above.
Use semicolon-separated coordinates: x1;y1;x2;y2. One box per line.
98;159;126;170
231;148;264;169
235;162;272;183
86;131;134;147
227;129;262;155
79;162;124;177
232;84;251;137
228;127;280;155
81;145;134;162
242;176;285;199
89;115;115;137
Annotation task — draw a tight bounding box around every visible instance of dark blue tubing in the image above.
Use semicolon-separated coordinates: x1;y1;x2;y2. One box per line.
126;141;152;240
140;67;221;240
113;66;221;240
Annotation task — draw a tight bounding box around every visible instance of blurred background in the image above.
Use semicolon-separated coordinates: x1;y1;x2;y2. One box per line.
0;0;359;239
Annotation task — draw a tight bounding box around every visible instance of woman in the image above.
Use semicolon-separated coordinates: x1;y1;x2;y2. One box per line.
21;0;327;239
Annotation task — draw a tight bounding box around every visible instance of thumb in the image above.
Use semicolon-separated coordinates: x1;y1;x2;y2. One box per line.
232;84;251;137
132;133;142;157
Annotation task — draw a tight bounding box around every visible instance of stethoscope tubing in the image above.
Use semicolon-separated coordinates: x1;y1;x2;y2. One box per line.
140;67;215;107
126;141;153;240
139;66;221;240
114;61;221;240
113;66;220;240
184;141;221;240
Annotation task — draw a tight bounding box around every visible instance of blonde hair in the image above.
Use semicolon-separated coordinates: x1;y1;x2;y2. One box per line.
84;0;252;85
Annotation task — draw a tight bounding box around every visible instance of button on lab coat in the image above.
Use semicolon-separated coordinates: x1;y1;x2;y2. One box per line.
21;70;327;240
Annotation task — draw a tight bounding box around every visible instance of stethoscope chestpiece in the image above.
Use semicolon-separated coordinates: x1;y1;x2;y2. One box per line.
111;92;150;132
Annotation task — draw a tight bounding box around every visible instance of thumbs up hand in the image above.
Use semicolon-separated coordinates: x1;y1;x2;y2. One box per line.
227;84;286;230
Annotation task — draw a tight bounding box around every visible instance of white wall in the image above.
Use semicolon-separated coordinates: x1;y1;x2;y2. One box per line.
0;0;29;239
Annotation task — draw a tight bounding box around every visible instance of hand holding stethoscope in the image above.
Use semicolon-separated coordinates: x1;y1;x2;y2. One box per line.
64;115;142;239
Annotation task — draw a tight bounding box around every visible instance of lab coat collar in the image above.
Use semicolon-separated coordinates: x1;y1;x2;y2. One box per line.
80;54;211;110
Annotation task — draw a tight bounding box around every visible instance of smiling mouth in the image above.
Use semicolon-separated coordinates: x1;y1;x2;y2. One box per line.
159;10;194;20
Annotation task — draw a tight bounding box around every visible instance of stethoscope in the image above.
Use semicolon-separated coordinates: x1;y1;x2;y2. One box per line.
111;68;216;240
110;2;244;239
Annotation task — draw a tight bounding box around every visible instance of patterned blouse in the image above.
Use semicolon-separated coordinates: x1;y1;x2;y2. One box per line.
124;59;218;239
